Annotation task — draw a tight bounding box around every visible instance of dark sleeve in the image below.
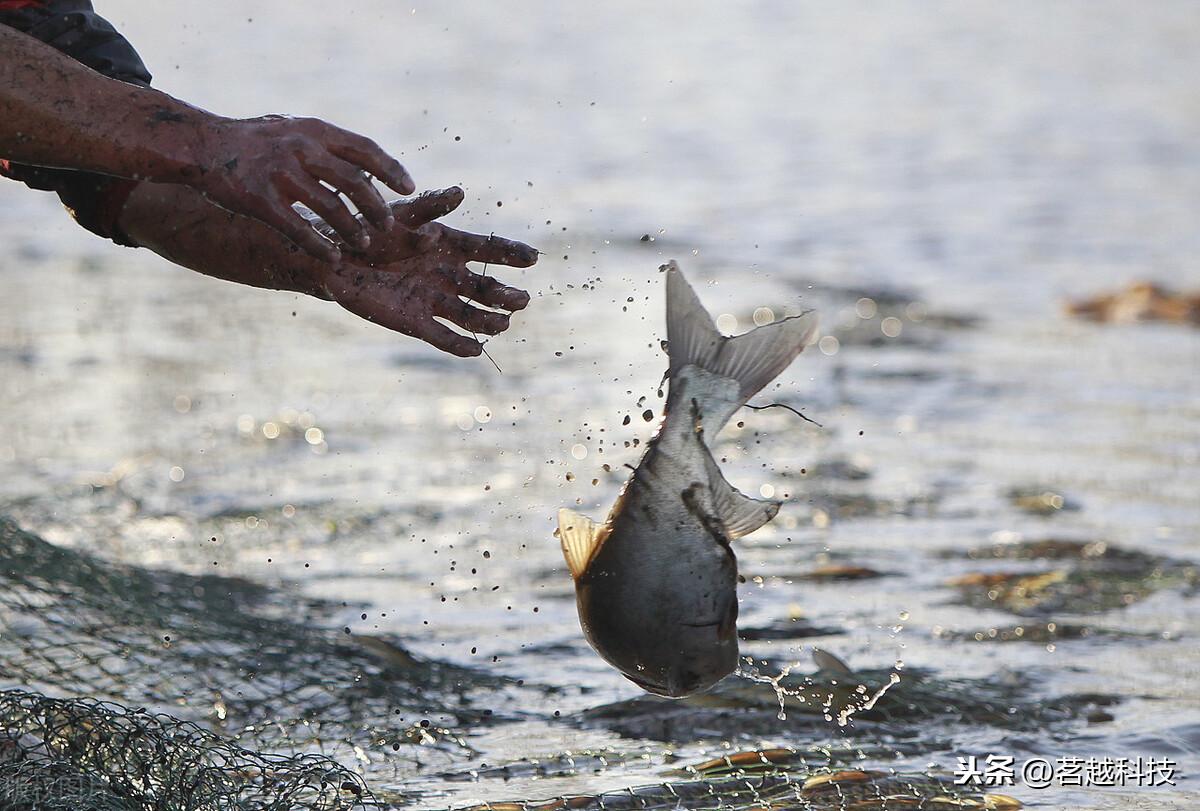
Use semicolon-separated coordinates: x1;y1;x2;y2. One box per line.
0;1;154;247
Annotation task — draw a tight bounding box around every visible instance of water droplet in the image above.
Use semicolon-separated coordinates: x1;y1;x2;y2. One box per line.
855;297;878;319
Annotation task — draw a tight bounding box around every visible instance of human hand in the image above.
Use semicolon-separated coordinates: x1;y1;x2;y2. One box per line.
316;187;539;357
193;115;414;263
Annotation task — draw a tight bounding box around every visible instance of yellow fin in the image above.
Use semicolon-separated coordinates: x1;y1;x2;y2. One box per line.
557;508;604;579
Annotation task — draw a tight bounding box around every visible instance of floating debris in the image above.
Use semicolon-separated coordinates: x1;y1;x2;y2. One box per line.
960;538;1116;561
1007;487;1079;516
934;621;1137;644
1066;281;1200;326
946;539;1198;615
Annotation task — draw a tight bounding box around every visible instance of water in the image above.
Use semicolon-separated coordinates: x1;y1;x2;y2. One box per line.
2;1;1199;807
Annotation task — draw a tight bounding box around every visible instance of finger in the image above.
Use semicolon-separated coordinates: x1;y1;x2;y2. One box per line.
437;298;512;336
437;227;539;267
280;175;368;250
301;153;392;230
324;128;415;195
410;318;483;357
389;187;464;228
458;270;531;311
253;195;341;263
427;283;512;333
325;275;482;356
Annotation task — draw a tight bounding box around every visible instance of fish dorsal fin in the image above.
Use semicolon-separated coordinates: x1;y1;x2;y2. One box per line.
557;508;605;579
664;261;818;433
812;648;855;677
701;447;781;539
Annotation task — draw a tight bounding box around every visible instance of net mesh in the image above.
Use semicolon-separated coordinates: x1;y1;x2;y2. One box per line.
0;515;510;809
0;690;370;811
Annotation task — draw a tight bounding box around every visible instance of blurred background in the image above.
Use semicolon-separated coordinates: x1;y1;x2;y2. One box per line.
1;2;1198;808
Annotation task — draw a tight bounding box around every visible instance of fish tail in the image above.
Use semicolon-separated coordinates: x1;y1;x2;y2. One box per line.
664;261;818;431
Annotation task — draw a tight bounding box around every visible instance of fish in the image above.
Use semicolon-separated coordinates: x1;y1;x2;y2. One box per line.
557;261;817;698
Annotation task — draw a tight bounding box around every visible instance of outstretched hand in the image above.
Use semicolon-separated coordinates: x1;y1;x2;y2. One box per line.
194;115;415;263
315;187;539;357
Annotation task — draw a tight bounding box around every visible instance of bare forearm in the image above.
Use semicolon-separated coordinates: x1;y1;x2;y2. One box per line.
118;182;331;298
0;24;223;183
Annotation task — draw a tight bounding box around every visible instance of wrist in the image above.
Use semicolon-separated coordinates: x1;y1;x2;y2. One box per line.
277;255;337;301
151;107;234;185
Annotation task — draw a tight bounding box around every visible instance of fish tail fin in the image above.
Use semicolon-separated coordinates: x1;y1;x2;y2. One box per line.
665;261;818;432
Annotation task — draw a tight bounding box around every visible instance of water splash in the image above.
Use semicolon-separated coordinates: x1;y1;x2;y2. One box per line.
736;651;904;726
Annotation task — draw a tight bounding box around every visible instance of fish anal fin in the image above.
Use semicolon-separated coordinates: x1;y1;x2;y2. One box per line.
701;447;781;540
557;508;606;579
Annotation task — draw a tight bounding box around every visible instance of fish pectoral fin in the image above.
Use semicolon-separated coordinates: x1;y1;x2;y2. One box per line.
557;508;605;580
703;450;781;540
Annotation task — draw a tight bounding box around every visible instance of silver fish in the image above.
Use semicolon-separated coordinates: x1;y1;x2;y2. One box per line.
558;261;817;698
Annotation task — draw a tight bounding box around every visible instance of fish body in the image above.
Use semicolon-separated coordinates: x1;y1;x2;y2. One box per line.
558;262;817;697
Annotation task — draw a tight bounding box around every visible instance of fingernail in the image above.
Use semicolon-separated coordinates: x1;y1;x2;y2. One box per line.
357;232;371;249
384;213;395;229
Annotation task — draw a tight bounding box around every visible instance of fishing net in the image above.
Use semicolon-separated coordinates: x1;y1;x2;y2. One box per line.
0;515;514;809
450;753;1022;811
0;690;370;811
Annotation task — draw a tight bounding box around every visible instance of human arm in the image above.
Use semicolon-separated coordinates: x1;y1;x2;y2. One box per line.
0;22;412;261
117;182;539;357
